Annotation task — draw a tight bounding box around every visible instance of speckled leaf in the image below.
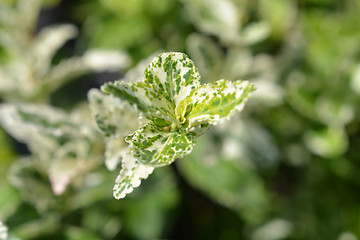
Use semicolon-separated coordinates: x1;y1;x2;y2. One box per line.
126;123;195;167
101;52;201;127
113;152;154;199
185;80;256;127
0;103;82;158
0;103;98;158
143;52;201;106
0;103;102;195
101;81;174;127
88;88;139;138
97;52;256;199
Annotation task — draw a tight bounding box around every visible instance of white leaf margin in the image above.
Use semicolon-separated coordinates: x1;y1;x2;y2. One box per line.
113;152;154;199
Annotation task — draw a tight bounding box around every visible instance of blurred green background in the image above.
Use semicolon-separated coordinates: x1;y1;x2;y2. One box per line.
1;0;360;239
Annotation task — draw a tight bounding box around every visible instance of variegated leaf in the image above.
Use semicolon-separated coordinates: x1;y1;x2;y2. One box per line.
88;88;139;138
8;157;57;212
104;138;129;171
184;79;256;127
88;89;141;170
49;139;101;195
125;123;195;167
143;52;201;106
42;50;130;95
0;103;102;195
49;157;82;196
98;52;256;199
101;81;175;127
113;152;154;199
32;24;78;74
0;103;81;158
121;52;162;83
101;52;201;127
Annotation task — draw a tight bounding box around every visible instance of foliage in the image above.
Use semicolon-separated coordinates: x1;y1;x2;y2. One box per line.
1;0;360;239
98;52;255;198
0;0;130;102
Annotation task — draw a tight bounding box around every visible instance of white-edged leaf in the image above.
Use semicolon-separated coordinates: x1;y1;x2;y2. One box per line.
32;24;78;74
242;22;270;45
122;52;162;83
88;88;139;138
143;52;201;106
83;49;131;72
8;157;57;213
126;123;195;167
42;57;90;94
49;139;101;195
88;88;141;170
104;138;129;171
0;103;102;195
49;157;81;196
98;52;256;199
113;153;154;199
17;0;41;31
0;103;80;157
42;50;130;95
101;52;201;127
101;81;175;127
182;79;256;127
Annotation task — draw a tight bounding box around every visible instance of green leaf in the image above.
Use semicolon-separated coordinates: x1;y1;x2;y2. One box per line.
0;182;21;220
126;123;195;167
0;103;103;195
185;79;256;127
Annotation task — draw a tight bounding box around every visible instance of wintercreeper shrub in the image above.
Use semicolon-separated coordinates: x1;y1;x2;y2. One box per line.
93;52;256;199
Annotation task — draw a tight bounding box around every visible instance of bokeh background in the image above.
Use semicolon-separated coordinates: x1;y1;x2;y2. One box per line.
1;0;360;239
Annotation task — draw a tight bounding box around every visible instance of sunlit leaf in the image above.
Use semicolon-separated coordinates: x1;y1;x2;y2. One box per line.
102;81;174;127
126;123;195;167
113;152;154;199
143;52;201;106
88;89;139;138
100;52;255;199
185;79;255;127
102;52;201;127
